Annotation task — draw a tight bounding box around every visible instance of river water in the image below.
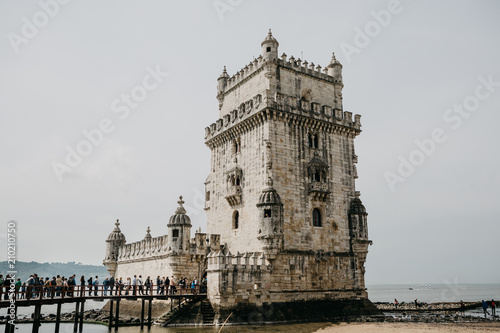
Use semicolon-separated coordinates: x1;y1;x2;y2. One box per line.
3;284;499;332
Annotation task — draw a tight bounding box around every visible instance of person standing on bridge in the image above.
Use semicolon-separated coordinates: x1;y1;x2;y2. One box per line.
103;277;109;296
80;276;85;297
93;276;99;296
132;275;137;296
109;276;114;296
145;276;151;295
56;275;63;297
87;276;93;296
169;276;176;295
138;275;144;295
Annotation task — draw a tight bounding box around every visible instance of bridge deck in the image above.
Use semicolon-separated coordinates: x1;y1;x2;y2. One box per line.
0;285;206;309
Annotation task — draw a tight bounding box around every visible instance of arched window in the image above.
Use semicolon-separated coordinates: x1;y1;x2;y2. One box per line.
312;208;322;227
308;133;319;148
233;138;241;154
233;211;239;229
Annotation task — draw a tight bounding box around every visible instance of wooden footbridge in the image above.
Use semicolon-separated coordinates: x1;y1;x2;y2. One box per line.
0;284;206;333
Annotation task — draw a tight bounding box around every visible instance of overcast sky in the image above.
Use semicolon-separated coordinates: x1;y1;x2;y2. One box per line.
1;0;499;285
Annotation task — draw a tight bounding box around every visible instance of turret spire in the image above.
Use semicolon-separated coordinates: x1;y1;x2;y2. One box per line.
175;195;186;214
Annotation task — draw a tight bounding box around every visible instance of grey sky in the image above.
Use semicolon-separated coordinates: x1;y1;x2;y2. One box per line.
1;0;499;285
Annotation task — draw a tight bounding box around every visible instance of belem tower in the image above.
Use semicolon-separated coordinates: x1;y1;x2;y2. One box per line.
103;30;376;322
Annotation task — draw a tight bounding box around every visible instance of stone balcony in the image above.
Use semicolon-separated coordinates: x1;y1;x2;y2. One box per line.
225;185;242;206
308;182;330;201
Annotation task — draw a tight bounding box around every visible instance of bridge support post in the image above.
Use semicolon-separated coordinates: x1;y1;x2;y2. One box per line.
140;299;145;329
147;299;152;328
115;300;120;330
79;300;85;332
54;303;61;333
4;305;16;333
108;300;114;330
32;303;41;333
73;301;80;333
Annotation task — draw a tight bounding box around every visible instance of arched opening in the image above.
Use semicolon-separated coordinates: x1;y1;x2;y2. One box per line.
236;176;240;186
308;133;313;148
313;134;319;148
312;208;322;227
233;211;239;229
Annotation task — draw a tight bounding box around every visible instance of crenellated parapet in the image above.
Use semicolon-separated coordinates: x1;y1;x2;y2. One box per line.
207;251;270;272
205;94;362;145
116;234;169;261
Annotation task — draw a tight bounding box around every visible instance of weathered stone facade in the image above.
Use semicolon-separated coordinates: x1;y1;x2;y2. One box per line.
103;30;373;323
203;31;371;316
103;197;218;281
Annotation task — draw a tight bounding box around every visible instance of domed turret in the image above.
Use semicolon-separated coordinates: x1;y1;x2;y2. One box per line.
256;178;284;256
168;196;192;226
348;194;368;240
327;52;343;82
257;182;282;206
349;197;366;214
167;196;192;254
217;66;230;109
103;219;126;276
107;219;126;242
261;29;279;61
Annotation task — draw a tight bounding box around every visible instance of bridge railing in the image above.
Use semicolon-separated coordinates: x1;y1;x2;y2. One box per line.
0;283;207;302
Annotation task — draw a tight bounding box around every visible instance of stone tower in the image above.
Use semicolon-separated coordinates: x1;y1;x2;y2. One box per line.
204;30;374;319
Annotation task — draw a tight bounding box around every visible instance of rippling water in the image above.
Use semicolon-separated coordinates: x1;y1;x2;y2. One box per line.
1;322;332;333
4;284;499;332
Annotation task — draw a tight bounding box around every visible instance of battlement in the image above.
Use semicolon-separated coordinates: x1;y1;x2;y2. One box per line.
207;251;269;271
205;93;361;143
114;231;220;263
220;53;339;96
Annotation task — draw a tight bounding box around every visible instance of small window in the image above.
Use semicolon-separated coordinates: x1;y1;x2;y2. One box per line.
266;47;271;52
264;209;272;218
312;208;322;227
233;211;239;229
233;138;241;154
308;133;319;148
172;229;179;238
236;176;240;186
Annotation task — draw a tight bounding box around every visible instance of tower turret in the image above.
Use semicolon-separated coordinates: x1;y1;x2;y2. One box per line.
103;219;126;276
217;66;229;110
261;29;279;61
327;52;343;80
256;177;284;257
167;196;192;254
327;52;344;110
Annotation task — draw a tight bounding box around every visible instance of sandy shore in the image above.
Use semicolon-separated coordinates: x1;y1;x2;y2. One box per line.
315;322;500;332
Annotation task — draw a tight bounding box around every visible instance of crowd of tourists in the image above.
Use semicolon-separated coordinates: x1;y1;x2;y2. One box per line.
0;273;207;299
